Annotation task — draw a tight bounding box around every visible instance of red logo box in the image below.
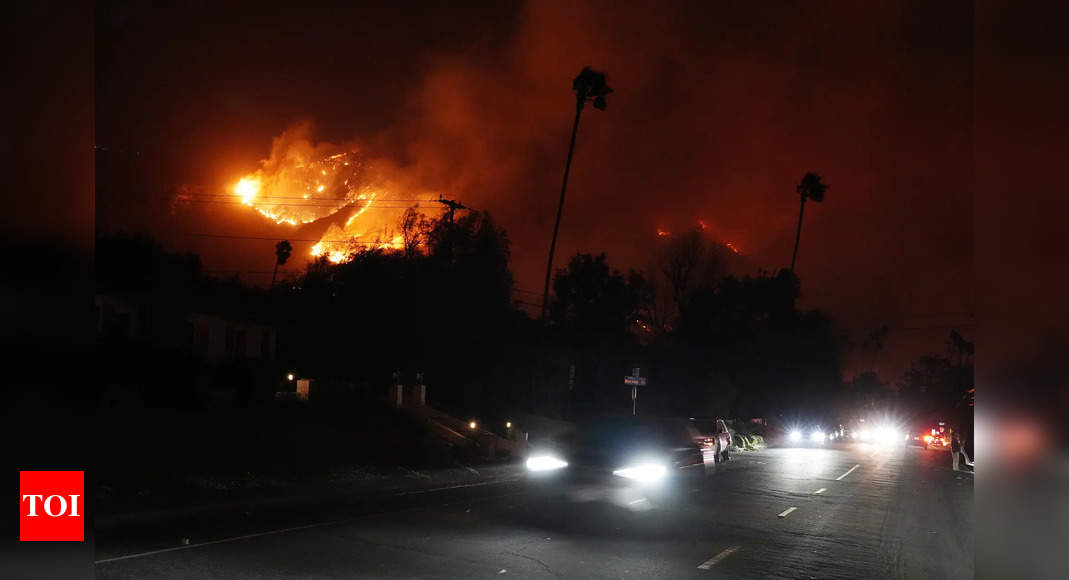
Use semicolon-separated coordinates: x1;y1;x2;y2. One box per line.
19;471;84;541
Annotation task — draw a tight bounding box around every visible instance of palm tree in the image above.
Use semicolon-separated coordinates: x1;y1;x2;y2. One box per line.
272;240;292;287
790;172;827;272
541;66;613;319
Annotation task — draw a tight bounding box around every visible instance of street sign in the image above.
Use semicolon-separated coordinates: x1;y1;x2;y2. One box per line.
626;367;645;416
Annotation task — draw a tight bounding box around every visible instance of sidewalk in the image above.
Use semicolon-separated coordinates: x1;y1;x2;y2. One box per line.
96;461;522;531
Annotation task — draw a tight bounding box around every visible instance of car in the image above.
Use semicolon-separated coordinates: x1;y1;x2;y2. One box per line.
524;416;708;508
689;417;733;463
785;425;829;446
924;433;950;449
921;423;951;450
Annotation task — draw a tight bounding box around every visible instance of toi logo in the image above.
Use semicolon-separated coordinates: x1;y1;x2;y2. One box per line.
19;471;84;541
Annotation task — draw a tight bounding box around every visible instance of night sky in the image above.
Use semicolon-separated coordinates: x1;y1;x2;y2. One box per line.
95;0;974;379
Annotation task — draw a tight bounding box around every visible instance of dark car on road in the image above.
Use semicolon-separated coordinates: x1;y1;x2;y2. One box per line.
524;416;708;508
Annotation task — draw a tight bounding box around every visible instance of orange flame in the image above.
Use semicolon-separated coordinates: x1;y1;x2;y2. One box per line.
232;126;409;263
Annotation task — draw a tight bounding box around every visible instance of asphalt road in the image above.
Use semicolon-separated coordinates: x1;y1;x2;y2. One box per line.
95;443;973;579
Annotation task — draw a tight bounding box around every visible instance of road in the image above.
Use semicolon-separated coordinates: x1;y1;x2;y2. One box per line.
95;443;973;579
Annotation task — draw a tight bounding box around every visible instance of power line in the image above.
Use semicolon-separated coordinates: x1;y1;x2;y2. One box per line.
182;233;396;244
187;196;436;202
177;194;441;202
173;200;439;209
204;269;304;275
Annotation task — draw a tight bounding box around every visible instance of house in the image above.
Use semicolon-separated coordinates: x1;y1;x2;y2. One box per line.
95;293;277;362
188;311;276;361
96;294;141;341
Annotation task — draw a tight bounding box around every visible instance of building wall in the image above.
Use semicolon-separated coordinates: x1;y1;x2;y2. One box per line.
187;312;276;361
96;295;140;340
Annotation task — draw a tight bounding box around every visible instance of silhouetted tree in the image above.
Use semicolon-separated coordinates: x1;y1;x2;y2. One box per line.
947;330;974;367
660;268;842;417
847;371;890;411
272;240;292;287
96;233;202;293
790;172;827;272
860;324;890;371
400;208;431;259
550;253;644;334
657;228;731;321
898;354;970;416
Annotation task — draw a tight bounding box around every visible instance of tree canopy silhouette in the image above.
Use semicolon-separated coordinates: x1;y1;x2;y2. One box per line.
550;252;645;334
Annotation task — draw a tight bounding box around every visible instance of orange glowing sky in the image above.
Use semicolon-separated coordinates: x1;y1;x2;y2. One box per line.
96;1;974;378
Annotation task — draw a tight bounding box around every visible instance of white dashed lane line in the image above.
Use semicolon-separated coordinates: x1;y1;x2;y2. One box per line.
814;487;826;494
697;546;740;569
777;507;797;518
835;464;860;481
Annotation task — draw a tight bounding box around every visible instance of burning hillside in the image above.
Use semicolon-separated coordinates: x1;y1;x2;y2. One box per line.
230;125;415;263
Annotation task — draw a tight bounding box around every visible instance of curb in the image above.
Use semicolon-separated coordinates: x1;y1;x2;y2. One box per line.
96;464;522;531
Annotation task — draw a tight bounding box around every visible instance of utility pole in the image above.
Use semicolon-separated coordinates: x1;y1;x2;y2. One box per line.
436;195;468;224
541;67;612;320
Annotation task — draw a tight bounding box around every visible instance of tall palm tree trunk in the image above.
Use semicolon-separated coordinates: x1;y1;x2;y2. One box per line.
541;103;584;319
790;195;806;272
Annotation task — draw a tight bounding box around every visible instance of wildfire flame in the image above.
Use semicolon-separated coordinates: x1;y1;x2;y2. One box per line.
231;125;410;263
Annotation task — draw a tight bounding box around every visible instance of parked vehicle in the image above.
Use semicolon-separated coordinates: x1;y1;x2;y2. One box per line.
689;417;733;463
922;422;951;450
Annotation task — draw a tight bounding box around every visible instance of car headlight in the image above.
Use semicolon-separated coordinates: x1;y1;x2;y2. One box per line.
526;454;568;472
875;427;900;444
858;430;870;441
612;462;667;482
810;430;825;442
789;429;802;442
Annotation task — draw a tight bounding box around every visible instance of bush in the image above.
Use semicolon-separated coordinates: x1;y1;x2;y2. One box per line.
729;434;764;451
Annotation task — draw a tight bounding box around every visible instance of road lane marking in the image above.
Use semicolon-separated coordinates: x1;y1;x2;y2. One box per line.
697;546;740;569
777;507;797;518
814;488;826;494
835;464;860;480
627;498;647;505
95;520;342;564
385;478;516;497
